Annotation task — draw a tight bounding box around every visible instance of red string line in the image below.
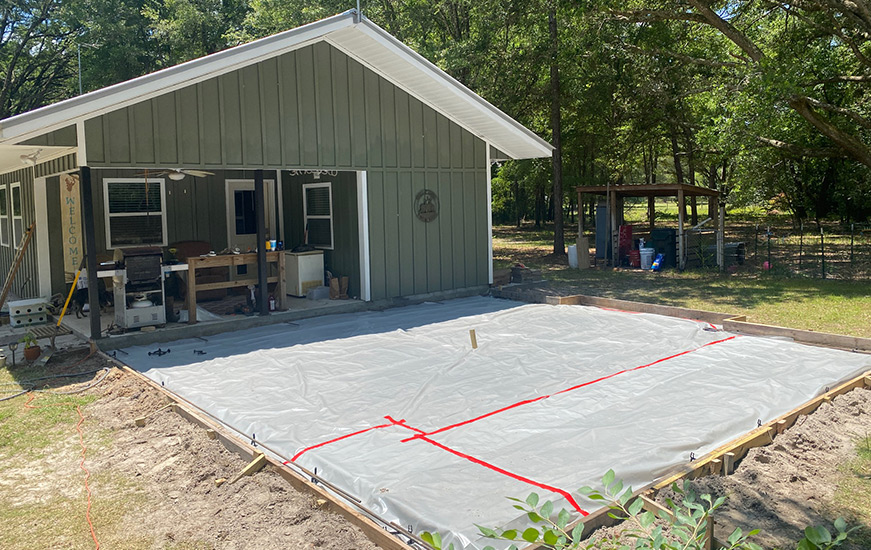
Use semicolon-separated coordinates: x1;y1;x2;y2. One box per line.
290;416;421;462
403;335;738;442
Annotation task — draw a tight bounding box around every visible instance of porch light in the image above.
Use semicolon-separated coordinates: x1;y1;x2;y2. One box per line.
168;171;186;181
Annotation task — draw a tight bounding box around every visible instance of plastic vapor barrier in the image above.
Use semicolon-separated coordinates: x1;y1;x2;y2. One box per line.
120;297;871;549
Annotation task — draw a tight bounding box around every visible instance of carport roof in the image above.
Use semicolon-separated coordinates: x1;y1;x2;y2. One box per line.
0;10;551;160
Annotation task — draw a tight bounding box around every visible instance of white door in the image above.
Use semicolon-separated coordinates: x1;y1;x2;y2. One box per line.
225;179;276;252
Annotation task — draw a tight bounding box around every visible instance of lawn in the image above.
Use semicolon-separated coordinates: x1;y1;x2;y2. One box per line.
493;218;871;338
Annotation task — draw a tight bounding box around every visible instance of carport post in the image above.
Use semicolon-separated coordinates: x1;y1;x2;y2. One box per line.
254;169;268;316
678;187;685;270
718;200;726;271
80;166;101;340
648;196;655;232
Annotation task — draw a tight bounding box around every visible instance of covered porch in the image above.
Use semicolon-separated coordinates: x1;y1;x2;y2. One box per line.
69;165;368;342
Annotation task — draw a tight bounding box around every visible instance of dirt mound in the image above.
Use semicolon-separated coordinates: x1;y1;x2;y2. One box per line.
86;366;382;549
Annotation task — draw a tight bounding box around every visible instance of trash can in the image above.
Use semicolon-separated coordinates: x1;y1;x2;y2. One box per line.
568;245;578;268
640;248;655;270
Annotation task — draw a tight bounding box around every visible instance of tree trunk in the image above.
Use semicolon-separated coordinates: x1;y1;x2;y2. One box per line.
670;130;684;185
549;4;565;255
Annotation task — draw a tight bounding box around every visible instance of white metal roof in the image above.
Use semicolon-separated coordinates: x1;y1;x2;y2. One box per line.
0;10;551;160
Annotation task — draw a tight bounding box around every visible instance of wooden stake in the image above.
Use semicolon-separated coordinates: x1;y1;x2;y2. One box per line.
230;452;267;484
703;515;715;550
722;452;736;476
469;329;478;349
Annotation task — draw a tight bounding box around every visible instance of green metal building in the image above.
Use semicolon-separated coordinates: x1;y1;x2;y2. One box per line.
0;10;550;339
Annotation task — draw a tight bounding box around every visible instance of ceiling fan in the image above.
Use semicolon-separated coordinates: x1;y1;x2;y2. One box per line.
19;149;42;166
136;168;215;181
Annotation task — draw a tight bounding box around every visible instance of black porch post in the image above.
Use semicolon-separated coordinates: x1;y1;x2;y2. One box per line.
80;166;101;339
254;169;269;316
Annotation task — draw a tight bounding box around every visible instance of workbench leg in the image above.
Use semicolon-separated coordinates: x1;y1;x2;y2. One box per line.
186;267;198;324
278;254;287;311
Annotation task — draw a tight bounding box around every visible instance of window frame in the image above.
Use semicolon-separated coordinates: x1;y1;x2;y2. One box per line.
0;183;8;248
102;177;168;250
302;182;334;250
10;182;22;249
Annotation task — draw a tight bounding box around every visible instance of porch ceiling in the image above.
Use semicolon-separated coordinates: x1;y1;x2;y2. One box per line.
0;144;76;176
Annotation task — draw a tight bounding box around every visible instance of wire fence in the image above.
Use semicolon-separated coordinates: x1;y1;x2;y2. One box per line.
746;222;871;280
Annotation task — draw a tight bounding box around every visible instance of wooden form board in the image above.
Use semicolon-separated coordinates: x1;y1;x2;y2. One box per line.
517;293;871;547
116;363;416;550
653;369;871;490
521;371;871;550
550;294;871;352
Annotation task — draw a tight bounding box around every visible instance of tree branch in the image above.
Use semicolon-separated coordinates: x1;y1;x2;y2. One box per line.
804;97;871;128
755;136;848;157
788;95;871;166
686;0;765;62
623;43;742;68
610;9;708;24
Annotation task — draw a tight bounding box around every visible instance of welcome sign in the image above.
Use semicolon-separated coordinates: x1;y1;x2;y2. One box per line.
60;173;83;282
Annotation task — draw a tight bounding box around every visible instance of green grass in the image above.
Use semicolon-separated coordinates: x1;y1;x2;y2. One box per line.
0;360;211;549
830;435;871;549
494;221;871;338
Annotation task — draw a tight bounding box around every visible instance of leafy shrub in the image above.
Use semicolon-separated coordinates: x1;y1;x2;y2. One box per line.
422;470;855;550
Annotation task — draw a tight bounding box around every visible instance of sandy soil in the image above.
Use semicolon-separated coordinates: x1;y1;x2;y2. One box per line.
90;367;381;550
2;350;381;550
586;387;871;550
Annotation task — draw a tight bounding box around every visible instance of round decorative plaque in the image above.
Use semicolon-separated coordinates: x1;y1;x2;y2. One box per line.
414;189;439;222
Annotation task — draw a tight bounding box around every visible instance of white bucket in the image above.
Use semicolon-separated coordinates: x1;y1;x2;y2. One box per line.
640;248;655;270
568;245;578;268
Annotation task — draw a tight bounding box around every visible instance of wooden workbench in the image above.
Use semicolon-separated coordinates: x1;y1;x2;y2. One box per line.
185;251;287;324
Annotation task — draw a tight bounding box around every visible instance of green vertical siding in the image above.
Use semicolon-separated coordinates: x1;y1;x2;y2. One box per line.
84;42;488;175
80;40;491;300
35;154;77;178
21;125;77;147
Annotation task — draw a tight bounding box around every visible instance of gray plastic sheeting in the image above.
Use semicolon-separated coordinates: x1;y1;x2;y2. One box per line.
121;297;871;549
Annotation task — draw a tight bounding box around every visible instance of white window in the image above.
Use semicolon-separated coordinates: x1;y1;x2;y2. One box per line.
103;178;167;248
0;184;8;247
303;182;333;249
11;182;22;249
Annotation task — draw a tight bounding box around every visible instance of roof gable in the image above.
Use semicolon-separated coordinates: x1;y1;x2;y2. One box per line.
0;10;550;160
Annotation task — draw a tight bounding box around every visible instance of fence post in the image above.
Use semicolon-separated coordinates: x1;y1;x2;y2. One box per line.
754;223;759;268
799;220;803;271
850;223;855;270
767;226;772;270
821;227;826;279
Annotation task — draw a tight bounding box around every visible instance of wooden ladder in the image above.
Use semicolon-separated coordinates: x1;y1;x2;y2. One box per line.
0;221;36;315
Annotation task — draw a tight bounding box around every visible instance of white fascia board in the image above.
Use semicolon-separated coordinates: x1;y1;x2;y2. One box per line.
348;18;552;159
0;11;358;145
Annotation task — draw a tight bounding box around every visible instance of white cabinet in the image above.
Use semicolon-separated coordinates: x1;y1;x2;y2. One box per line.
285;250;324;296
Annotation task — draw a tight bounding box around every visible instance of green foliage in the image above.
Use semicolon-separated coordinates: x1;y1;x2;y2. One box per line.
6;0;871;224
17;332;37;349
422;470;855;550
859;432;871;461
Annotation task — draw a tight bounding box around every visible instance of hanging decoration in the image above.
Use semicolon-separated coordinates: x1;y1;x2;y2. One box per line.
414;189;439;222
287;169;338;179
